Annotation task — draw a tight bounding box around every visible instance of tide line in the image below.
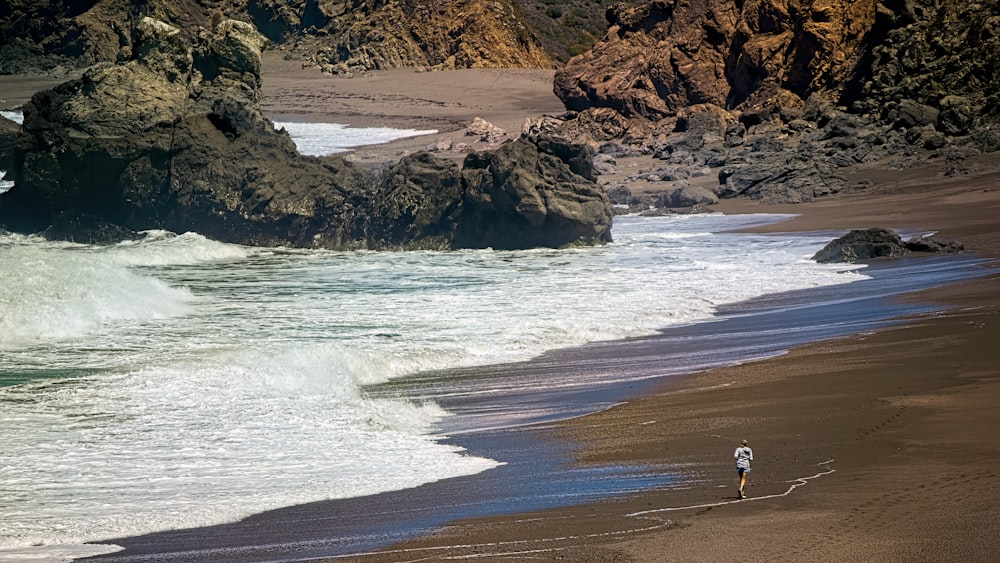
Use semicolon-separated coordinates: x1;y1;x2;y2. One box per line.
628;459;837;517
317;460;837;561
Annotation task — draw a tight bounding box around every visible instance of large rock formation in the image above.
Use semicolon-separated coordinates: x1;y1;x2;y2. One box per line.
253;0;554;73
0;0;129;74
551;0;1000;204
555;0;997;126
0;0;584;75
0;18;612;250
456;136;612;248
553;0;873;120
812;228;964;263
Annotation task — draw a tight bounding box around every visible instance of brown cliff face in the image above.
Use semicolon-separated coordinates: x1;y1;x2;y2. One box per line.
278;0;554;73
555;0;999;132
554;0;874;120
0;0;569;74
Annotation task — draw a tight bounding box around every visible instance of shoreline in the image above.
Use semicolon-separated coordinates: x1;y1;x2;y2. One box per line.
350;153;1000;559
79;246;996;562
4;62;999;561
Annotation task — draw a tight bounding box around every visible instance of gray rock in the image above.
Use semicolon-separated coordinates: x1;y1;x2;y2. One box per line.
938;96;975;136
1;18;612;251
655;185;719;208
466;117;508;144
812;228;909;263
894;100;940;129
593;153;619;175
719;158;848;203
456;136;613;249
604;184;632;205
904;234;964;254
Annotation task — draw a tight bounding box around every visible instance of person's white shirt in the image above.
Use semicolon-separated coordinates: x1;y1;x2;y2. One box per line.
734;446;753;469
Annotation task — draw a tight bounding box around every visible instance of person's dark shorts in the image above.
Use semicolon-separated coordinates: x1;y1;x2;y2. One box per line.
737;467;750;475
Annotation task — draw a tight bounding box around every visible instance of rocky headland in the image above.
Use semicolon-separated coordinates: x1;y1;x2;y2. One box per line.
0;18;611;249
548;0;1000;208
3;0;999;245
0;0;643;76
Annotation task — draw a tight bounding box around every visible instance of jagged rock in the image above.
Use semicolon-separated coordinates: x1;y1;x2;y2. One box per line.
554;0;874;121
548;0;1000;206
719;158;848;203
597;141;646;158
1;1;559;74
521;115;569;138
0;0;127;73
812;228;909;263
361;152;465;249
892;100;940;130
466;117;508;144
456;135;613;249
937;95;975;136
655;184;718;208
813;229;965;263
905;234;964;254
294;0;554;73
593;153;619;175
1;18;612;250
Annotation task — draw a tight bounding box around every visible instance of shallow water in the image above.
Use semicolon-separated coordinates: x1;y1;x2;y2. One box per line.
0;212;871;558
0;112;874;559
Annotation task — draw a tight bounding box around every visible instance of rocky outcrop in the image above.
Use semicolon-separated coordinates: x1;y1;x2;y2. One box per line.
457;136;612;248
1;1;564;75
0;0;129;74
553;0;872;121
0;18;612;250
272;0;554;74
812;228;964;263
857;0;1000;130
813;228;910;263
547;0;1000;204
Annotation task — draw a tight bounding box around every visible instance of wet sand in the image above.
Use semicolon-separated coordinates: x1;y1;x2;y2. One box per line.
251;62;1000;560
5;58;1000;562
353;154;1000;561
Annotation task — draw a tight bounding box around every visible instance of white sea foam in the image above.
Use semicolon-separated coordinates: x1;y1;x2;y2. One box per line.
272;120;437;155
0;215;864;553
1;109;23;125
0;120;868;557
0;234;194;349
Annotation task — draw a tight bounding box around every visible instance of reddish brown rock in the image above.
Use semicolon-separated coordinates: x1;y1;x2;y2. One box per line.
554;0;875;121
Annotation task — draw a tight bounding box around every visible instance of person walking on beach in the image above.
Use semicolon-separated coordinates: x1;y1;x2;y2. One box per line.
735;439;753;499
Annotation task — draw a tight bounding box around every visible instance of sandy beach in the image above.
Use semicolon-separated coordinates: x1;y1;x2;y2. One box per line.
253;60;1000;561
4;56;1000;562
356;173;1000;561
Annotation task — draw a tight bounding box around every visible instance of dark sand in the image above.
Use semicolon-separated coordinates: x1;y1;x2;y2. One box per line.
4;58;1000;562
253;61;1000;561
331;148;1000;561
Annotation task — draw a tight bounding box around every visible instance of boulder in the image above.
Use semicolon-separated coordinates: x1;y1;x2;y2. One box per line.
904;234;964;254
937;96;975;136
1;18;612;250
456;136;613;249
893;100;940;130
655;184;718;208
718;158;847;203
466;117;509;144
592;153;619;175
812;228;909;263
